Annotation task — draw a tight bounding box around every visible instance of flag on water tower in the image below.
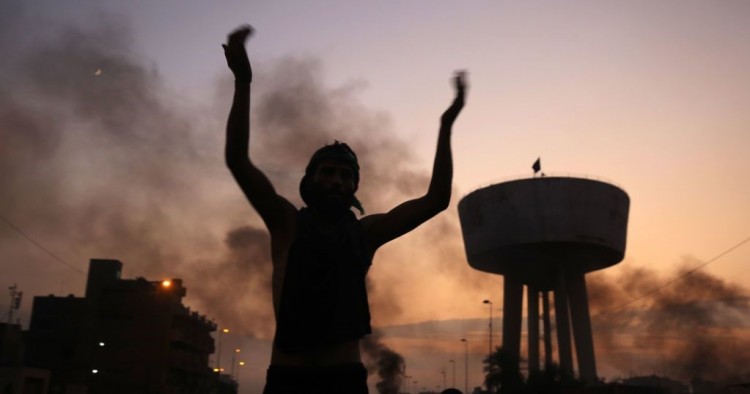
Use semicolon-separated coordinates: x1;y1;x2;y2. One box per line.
532;157;541;175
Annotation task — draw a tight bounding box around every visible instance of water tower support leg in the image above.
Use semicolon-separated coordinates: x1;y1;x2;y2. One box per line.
527;285;540;374
542;291;553;370
567;272;598;382
502;275;523;367
553;273;574;378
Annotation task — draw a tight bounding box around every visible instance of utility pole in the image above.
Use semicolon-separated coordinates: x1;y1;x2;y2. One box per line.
483;299;493;365
461;338;468;394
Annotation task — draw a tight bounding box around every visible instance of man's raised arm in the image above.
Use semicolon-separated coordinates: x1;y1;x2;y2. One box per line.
223;26;295;233
363;72;467;251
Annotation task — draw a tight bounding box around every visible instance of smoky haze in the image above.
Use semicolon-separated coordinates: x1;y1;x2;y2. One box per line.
1;8;488;346
4;6;750;389
589;262;750;384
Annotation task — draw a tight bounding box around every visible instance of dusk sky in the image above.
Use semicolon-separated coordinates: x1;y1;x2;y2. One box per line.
2;0;749;392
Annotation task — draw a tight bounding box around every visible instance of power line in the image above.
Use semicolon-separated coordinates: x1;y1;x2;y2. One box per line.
0;214;86;275
593;235;750;319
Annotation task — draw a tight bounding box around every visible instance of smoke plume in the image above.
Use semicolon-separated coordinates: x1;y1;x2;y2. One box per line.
588;261;750;384
361;332;406;394
1;6;488;344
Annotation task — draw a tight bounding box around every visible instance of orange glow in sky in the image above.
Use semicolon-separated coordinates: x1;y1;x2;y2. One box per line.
2;1;749;392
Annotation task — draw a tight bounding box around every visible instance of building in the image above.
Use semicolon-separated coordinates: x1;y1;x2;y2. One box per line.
0;322;50;394
25;259;221;394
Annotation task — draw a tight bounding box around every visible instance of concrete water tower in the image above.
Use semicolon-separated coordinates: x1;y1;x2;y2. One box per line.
458;177;629;382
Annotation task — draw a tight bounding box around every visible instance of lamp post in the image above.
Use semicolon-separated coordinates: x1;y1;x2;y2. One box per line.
237;361;245;382
483;299;493;358
216;328;229;372
231;348;240;378
449;359;456;388
461;338;468;394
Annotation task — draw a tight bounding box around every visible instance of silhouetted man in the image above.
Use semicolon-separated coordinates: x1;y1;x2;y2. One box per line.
223;25;467;394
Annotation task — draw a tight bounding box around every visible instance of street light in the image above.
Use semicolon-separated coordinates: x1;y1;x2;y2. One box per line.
237;361;245;382
483;299;493;360
461;338;468;394
231;348;240;378
216;328;229;372
449;359;456;388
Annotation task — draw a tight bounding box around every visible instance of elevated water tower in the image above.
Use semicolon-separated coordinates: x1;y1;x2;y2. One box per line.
458;177;629;381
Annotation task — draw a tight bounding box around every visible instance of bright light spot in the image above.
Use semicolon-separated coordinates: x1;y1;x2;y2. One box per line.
94;69;102;76
92;369;99;374
239;361;245;366
235;348;240;353
213;368;219;372
222;328;229;333
99;342;105;347
161;280;171;288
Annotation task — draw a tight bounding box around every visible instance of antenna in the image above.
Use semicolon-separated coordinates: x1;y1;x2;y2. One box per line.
7;284;23;324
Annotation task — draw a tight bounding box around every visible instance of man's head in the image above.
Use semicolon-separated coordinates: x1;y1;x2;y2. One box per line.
300;141;364;214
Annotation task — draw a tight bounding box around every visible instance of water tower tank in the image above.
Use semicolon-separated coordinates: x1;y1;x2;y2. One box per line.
458;177;629;288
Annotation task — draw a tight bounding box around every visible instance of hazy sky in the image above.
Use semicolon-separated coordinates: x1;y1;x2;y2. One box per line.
2;0;749;392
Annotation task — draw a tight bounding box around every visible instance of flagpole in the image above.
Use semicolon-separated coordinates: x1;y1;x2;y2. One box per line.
532;157;541;177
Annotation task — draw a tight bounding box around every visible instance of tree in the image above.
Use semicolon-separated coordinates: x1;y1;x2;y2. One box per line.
483;347;524;393
483;350;587;394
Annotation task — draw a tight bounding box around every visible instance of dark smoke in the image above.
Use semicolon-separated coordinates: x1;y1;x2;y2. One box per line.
1;5;481;344
361;332;406;394
0;8;280;337
0;13;206;281
250;55;432;214
588;261;750;384
189;225;275;337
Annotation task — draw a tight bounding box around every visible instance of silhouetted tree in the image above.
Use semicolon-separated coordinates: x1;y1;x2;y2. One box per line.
529;363;590;394
483;350;591;394
483;347;524;393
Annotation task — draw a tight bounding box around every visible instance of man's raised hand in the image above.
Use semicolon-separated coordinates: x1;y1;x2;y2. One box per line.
441;70;468;125
454;70;467;104
222;25;254;83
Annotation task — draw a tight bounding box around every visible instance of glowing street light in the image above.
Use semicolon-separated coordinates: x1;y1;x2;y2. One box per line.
237;361;245;382
216;328;229;372
161;280;172;288
231;348;241;378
